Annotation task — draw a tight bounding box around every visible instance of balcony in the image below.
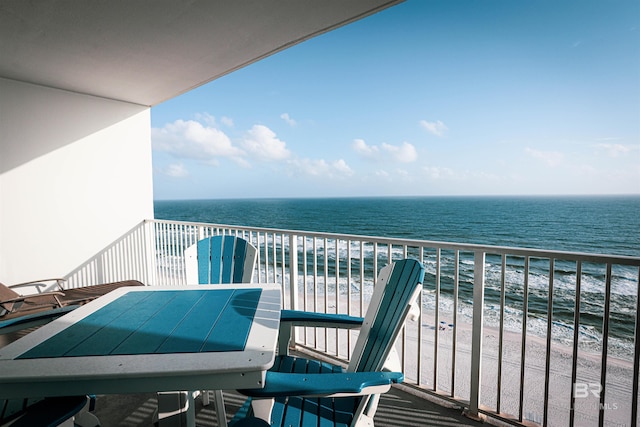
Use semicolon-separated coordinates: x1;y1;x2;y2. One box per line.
60;219;639;427
92;386;483;426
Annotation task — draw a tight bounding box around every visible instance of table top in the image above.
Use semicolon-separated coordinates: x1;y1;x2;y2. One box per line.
0;284;282;399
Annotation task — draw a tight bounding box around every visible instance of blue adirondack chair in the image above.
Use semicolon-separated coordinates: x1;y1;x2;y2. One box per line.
230;258;425;427
183;235;258;425
185;235;257;285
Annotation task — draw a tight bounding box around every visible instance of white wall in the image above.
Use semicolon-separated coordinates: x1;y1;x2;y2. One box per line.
0;78;154;284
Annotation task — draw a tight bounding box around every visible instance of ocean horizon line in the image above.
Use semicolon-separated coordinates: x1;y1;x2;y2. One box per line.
154;193;640;203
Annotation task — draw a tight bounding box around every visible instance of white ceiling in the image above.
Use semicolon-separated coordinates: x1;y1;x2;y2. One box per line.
0;0;402;106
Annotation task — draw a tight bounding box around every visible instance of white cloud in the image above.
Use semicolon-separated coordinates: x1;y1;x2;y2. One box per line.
594;143;637;157
242;125;291;161
353;139;418;163
353;138;379;159
420;119;448;137
382;142;418;163
194;112;217;126
152;119;243;162
193;114;233;128
163;163;189;178
220;116;234;127
423;166;455;180
154;119;295;169
280;113;297;127
371;168;415;182
525;147;564;167
332;159;354;176
290;158;354;178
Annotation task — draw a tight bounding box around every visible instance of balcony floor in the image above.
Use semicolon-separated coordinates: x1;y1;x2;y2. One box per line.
92;386;484;427
2;330;484;426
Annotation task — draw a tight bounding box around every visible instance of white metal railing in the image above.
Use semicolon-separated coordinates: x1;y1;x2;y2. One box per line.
68;219;640;427
64;221;155;288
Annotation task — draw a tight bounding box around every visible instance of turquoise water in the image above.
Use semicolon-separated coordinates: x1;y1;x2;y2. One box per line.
155;195;639;255
155;195;640;357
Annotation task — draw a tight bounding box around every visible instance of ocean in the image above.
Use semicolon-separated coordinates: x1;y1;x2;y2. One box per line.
154;195;639;256
154;195;640;358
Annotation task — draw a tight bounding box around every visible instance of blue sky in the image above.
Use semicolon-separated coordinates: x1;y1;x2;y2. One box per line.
151;0;639;200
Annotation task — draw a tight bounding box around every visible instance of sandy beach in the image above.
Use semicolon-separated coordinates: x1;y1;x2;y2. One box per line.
291;288;637;427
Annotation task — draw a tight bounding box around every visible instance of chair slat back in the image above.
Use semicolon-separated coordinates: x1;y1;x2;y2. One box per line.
185;236;257;284
347;259;424;373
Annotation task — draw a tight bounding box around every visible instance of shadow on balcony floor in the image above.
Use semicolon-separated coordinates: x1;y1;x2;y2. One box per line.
92;387;484;427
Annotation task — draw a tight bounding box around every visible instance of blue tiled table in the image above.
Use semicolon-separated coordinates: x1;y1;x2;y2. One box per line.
0;284;281;424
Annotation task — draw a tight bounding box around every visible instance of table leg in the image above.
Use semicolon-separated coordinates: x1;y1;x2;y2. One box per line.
213;390;228;427
157;391;195;427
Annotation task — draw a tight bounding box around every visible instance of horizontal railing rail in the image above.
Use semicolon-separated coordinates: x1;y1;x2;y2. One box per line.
90;219;639;427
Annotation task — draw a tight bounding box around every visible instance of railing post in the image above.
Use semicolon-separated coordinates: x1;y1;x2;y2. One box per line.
146;220;159;286
288;234;299;345
96;252;105;285
466;250;486;421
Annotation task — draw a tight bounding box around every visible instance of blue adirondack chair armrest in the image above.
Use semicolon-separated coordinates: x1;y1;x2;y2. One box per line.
278;310;365;354
238;371;404;398
280;309;364;328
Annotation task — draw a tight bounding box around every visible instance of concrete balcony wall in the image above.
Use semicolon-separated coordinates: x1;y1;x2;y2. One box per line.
0;78;154;284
